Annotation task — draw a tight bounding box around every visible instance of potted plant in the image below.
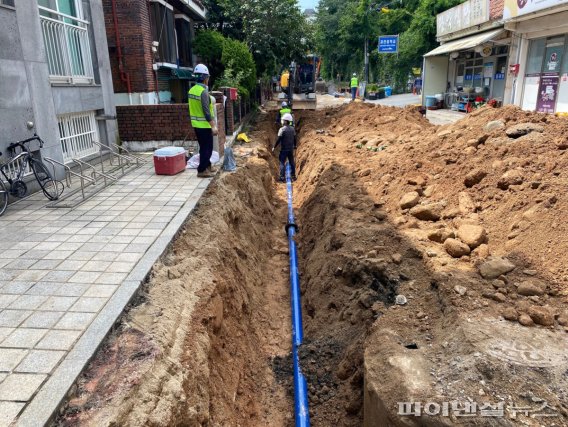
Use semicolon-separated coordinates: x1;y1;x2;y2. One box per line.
377;87;386;99
367;84;378;100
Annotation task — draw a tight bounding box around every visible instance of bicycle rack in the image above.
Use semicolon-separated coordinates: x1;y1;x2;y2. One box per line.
43;142;147;209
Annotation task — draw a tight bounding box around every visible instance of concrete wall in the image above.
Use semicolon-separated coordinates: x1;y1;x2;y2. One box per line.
0;1;117;186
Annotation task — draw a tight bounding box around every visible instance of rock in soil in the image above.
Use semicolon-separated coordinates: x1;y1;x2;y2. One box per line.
399;191;420;209
444;238;471;258
517;281;546;296
456;224;487;249
409;203;443;221
478;257;515;279
464;169;487;188
528;306;554;326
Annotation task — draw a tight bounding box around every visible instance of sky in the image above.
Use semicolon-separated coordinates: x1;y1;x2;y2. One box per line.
299;0;318;11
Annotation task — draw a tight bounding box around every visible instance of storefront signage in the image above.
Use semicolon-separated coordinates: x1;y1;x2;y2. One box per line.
504;0;568;19
378;35;399;53
495;72;505;80
437;0;489;37
536;74;559;113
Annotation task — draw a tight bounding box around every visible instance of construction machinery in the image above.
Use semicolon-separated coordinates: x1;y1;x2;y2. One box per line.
279;55;319;110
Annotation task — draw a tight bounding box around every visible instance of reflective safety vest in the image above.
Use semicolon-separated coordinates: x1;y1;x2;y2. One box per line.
350;77;358;88
188;84;214;129
281;72;290;88
279;108;294;126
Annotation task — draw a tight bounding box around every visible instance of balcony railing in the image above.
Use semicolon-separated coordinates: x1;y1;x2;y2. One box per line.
39;6;94;84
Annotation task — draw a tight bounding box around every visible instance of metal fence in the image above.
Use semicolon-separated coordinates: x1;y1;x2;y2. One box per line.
39;6;94;84
58;112;99;163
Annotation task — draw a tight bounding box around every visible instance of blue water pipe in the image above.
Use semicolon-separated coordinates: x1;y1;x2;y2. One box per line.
285;162;310;427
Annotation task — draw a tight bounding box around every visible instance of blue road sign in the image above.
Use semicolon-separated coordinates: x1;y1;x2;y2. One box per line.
378;35;398;53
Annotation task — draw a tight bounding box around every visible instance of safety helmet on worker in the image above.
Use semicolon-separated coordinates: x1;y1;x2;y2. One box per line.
282;113;293;123
194;64;210;75
282;101;288;108
353;73;357;76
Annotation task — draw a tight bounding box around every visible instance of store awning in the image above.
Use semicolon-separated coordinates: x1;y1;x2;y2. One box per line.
424;28;505;57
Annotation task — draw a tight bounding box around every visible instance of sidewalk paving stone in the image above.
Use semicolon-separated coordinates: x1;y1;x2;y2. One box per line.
0;160;216;426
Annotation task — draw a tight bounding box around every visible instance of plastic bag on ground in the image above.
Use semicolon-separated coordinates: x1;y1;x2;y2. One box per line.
186;151;220;169
223;146;237;171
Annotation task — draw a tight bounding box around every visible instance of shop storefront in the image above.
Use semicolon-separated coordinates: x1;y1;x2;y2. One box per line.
504;1;568;113
423;28;510;112
518;34;568;113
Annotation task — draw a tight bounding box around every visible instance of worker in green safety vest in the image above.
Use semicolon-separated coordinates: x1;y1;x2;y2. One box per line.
350;73;358;101
276;101;294;126
188;63;218;178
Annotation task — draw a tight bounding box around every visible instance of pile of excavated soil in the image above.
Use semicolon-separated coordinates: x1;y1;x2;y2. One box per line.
296;103;568;426
56;143;295;426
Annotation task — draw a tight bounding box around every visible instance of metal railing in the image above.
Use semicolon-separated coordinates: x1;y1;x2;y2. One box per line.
39;5;94;84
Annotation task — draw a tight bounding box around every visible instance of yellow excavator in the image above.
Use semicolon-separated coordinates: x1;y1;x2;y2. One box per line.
279;55;319;110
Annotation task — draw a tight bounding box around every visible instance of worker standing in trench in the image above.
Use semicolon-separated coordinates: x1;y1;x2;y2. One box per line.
275;101;294;126
272;113;297;182
188;63;218;178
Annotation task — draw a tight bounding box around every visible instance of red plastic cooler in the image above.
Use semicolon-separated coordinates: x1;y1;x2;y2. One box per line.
153;147;186;175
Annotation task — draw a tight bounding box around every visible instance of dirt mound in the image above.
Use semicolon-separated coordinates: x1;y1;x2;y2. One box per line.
295;103;568;426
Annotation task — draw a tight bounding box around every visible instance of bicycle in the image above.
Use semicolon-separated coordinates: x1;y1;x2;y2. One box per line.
0;134;61;216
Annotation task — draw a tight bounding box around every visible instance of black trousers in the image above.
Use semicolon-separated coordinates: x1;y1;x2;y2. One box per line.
279;150;295;179
195;128;213;173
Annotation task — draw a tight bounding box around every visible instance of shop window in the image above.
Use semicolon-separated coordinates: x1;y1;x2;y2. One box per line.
1;0;15;7
149;1;176;65
526;38;546;75
543;37;564;74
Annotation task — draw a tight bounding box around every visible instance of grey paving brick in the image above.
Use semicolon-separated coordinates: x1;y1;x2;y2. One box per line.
41;270;75;282
29;259;63;270
25;282;63;296
0;270;19;282
35;330;81;350
8;295;48;311
0;328;13;342
67;251;97;261
132;236;156;245
57;260;87;271
15;350;65;374
79;242;106;252
69;297;107;313
15;270;48;282
0;373;47;401
83;285;118;298
0;348;27;371
0;310;32;327
55;312;95;330
90;251;120;262
0;328;47;349
68;271;101;283
115;252;143;263
41;250;74;260
0;295;19;309
0;249;26;259
81;260;112;272
106;262;136;273
4;258;38;270
33;242;62;251
21;311;65;329
0;372;6;382
52;283;90;297
94;272;127;285
38;296;78;312
0;401;25;426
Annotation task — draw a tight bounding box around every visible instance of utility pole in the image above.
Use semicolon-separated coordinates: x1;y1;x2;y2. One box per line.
364;36;369;83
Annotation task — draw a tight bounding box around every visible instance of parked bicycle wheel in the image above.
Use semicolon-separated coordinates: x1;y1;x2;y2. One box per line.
0;179;8;216
30;158;59;201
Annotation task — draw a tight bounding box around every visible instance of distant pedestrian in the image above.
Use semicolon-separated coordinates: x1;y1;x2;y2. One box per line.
272;113;297;182
188;64;218;178
350;73;358;101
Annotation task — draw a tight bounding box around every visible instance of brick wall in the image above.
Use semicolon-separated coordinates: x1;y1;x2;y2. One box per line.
116;103;225;152
490;0;504;20
102;0;156;93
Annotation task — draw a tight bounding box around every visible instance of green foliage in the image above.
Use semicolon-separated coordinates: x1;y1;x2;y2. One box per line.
198;0;314;76
193;30;225;86
221;38;257;97
315;0;463;90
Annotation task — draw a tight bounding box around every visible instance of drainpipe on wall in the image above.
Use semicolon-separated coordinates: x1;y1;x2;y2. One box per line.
111;0;133;104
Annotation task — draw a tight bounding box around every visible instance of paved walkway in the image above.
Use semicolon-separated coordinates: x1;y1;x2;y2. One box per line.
0;159;213;426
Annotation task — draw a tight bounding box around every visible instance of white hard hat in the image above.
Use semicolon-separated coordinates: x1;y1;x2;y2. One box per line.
282;113;293;122
194;63;210;75
282;101;288;107
353;73;357;76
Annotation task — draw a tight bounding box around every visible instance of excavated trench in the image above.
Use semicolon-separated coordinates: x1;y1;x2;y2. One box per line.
56;106;568;427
